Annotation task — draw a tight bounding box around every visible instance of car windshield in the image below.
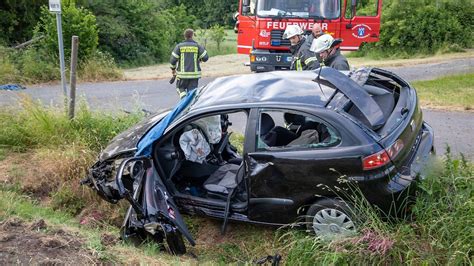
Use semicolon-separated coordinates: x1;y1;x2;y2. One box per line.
256;0;340;19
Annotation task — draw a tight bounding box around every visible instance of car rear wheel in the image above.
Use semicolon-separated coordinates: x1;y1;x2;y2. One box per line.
306;198;357;239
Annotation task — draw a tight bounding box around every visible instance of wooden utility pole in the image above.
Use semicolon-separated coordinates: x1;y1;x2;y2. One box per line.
68;36;79;120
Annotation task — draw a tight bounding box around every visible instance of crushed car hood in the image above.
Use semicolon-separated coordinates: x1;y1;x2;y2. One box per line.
99;110;170;161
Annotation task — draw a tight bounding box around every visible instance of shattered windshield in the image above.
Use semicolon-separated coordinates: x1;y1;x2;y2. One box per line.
256;0;340;19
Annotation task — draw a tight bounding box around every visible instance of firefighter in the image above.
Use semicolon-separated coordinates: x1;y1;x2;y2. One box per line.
283;25;319;71
170;29;209;98
310;34;350;71
305;23;324;50
304;23;325;63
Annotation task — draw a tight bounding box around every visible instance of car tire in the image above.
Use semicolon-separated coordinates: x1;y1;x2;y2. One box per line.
305;198;357;239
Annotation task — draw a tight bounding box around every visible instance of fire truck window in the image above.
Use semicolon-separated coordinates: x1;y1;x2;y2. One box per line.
309;0;341;19
345;0;379;18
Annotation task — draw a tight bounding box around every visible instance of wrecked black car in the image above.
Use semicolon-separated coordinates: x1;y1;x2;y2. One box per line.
82;67;434;254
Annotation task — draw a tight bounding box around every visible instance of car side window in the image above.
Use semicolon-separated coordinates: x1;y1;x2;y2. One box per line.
256;110;340;150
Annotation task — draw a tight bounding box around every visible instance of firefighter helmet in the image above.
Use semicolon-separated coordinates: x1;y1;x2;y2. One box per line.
310;34;343;53
283;25;304;39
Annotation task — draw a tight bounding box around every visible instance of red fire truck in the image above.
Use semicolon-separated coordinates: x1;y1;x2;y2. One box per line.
235;0;382;72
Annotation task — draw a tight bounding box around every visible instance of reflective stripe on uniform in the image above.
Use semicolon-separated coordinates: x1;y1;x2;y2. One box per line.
180;52;185;73
199;50;207;59
304;57;318;65
169;64;176;69
194;52;198;74
172;52;180;58
296;59;302;71
177;88;187;98
177;72;201;79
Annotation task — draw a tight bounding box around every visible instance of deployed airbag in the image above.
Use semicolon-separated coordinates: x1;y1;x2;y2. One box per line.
179;129;210;163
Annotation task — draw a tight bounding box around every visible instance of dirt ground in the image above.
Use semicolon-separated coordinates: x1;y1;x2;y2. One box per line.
0;218;99;264
123;50;474;80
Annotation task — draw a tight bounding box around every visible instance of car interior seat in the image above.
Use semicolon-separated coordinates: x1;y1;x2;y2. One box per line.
260;113;277;146
260;113;298;147
204;162;244;200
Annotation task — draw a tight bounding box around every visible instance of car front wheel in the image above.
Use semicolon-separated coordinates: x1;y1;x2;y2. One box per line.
306;198;357;240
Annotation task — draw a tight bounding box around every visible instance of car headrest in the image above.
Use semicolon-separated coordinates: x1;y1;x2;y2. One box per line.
260;113;275;136
284;113;305;126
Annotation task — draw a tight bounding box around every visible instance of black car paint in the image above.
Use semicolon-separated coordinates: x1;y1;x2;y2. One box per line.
99;111;170;161
82;67;434;254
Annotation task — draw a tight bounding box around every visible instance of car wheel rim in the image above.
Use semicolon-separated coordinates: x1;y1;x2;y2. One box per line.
312;208;356;239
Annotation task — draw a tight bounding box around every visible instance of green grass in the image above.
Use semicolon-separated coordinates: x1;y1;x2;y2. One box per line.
0;97;144;152
413;73;474;110
194;29;237;57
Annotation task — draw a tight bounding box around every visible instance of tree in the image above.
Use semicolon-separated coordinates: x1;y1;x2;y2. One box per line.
209;24;226;51
34;3;98;60
0;0;48;45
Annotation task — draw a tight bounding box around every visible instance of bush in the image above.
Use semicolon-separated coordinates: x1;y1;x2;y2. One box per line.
34;3;99;60
357;0;473;57
18;48;59;83
209;24;227;51
0;46;21;84
79;50;123;81
84;1;181;67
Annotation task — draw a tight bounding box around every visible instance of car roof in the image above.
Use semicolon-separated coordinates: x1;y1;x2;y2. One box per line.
189;70;337;111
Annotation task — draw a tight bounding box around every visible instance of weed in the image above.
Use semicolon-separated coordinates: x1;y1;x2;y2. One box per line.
51;186;86;215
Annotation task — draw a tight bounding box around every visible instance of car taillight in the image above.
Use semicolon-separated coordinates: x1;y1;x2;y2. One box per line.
363;149;390;170
363;139;404;170
386;139;404;159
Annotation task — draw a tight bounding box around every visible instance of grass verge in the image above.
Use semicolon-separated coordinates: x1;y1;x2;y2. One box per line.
413;73;474;111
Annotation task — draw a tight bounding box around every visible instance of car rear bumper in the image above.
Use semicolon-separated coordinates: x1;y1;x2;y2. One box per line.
365;121;434;213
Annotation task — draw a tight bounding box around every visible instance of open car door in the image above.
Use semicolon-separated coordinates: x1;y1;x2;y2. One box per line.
116;156;195;255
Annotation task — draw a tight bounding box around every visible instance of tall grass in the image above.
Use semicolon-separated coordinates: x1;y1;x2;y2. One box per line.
280;151;472;264
0;98;144;221
0;97;143;151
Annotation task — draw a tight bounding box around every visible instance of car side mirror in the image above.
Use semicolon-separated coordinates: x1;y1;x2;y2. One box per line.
242;6;251;15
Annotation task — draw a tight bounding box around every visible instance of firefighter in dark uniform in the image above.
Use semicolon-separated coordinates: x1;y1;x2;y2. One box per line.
170;29;209;98
310;34;350;71
283;25;320;71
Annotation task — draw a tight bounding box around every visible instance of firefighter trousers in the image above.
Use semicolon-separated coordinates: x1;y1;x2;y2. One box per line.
176;78;199;98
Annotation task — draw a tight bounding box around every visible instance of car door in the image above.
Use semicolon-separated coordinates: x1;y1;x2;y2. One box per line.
116;156;194;254
339;0;382;50
246;108;365;224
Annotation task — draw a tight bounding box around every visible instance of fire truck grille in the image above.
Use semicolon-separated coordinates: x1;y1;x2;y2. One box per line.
270;30;290;47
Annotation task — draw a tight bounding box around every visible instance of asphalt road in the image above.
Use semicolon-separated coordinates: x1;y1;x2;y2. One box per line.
1;59;473;159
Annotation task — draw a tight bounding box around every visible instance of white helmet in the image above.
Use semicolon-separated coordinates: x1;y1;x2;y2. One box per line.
283;25;304;39
310;34;342;53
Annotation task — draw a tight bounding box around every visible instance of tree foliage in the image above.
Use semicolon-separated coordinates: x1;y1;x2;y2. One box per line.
209;25;227;51
163;0;238;28
359;0;473;56
0;0;48;45
34;2;98;60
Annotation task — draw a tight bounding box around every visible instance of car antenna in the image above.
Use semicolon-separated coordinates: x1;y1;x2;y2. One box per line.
313;66;328;100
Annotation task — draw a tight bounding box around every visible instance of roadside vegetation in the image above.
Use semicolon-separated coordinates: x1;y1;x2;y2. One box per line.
353;0;473;58
0;98;472;264
2;0;472;85
413;73;474;111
